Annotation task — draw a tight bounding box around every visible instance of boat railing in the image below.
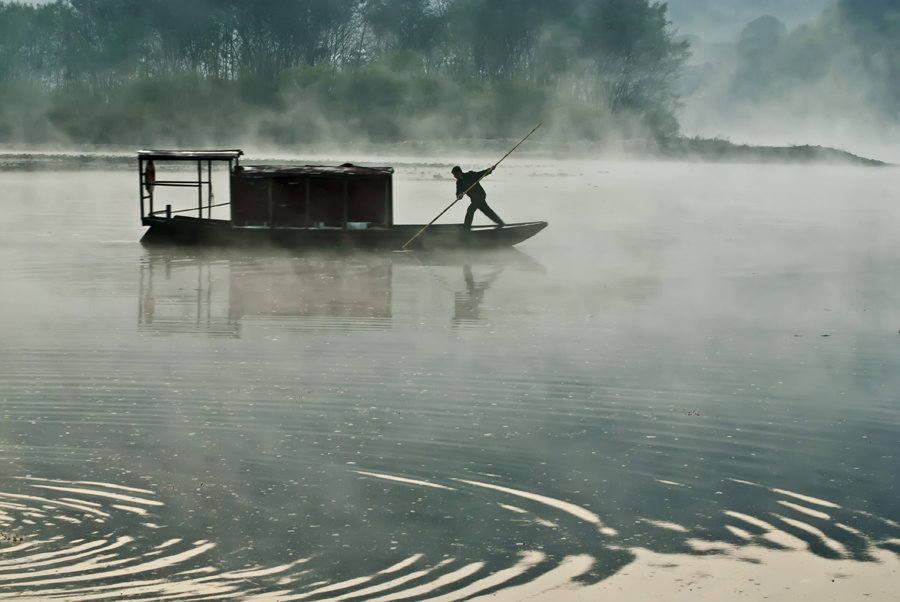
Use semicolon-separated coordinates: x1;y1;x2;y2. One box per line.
138;150;243;222
148;200;233;219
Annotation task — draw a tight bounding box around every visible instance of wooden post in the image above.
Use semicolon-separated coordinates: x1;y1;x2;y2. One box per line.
207;160;212;219
139;157;145;219
197;160;203;218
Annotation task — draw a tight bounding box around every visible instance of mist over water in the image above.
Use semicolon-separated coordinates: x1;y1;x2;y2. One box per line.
668;1;900;165
1;157;899;599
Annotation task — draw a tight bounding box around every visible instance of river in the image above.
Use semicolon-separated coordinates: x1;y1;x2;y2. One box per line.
1;155;898;600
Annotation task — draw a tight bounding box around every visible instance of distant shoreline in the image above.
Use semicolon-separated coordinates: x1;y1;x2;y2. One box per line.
0;137;891;170
657;137;891;166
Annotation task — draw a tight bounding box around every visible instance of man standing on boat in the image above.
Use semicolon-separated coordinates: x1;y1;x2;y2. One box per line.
452;165;505;228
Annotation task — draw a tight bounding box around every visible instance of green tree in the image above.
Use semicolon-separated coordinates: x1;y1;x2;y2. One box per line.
577;0;688;112
730;15;786;100
0;0;692;144
364;0;444;60
837;0;900;118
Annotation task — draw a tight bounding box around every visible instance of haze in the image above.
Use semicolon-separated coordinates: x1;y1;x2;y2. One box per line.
669;0;899;161
0;1;896;163
2;2;900;599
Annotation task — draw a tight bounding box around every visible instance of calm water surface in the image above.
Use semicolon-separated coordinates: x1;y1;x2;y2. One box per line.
1;157;899;600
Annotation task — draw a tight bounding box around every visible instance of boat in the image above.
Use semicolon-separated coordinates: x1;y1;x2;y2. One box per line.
137;150;547;250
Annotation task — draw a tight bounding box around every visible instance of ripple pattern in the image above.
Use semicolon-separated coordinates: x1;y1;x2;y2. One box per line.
2;467;900;600
0;477;306;600
0;469;623;600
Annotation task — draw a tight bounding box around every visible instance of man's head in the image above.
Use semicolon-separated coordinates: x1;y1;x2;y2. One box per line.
451;166;462;179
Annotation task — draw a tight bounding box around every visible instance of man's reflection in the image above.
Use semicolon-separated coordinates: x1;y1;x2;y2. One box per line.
453;264;501;322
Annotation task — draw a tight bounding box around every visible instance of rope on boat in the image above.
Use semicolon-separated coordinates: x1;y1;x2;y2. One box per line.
151;201;231;216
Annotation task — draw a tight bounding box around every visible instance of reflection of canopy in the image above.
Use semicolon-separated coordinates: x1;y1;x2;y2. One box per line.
138;253;394;336
228;257;392;320
138;248;544;335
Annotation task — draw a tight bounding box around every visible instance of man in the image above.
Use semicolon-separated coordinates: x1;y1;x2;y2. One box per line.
451;165;505;228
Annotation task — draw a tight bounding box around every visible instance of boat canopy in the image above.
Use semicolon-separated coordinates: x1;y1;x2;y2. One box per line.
231;162;394;229
138;149;243;222
137;149;395;230
138;149;243;162
235;164;393;178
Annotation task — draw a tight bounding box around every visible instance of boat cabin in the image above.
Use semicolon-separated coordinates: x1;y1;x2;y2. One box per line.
138;149;394;230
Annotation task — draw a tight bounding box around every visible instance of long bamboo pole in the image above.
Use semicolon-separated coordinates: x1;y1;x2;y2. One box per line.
400;121;543;250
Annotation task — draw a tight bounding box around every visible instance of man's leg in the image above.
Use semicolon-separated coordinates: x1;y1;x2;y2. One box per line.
464;202;476;228
477;199;504;226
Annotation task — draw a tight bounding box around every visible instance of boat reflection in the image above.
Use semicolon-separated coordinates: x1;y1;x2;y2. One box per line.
138;248;544;335
139;254;239;336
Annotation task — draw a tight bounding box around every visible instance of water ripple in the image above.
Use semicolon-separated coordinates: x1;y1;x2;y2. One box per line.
2;461;899;598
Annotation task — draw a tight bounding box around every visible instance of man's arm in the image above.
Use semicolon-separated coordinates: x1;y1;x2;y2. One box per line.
456;167;494;200
456;176;466;199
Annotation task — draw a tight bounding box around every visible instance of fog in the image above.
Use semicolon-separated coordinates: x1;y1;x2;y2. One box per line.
1;1;896;166
667;0;832;44
2;1;900;599
671;1;900;163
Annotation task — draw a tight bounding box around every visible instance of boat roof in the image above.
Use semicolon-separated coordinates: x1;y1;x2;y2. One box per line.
136;150;392;177
235;164;394;178
138;149;244;161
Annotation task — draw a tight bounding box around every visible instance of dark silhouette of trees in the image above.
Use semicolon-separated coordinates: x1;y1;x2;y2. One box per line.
0;0;692;144
837;0;900;118
718;2;899;121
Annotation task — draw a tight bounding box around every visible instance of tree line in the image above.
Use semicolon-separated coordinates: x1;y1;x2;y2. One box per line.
0;0;689;146
680;0;899;143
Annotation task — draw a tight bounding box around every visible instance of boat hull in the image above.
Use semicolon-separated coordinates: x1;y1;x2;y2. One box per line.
140;216;547;250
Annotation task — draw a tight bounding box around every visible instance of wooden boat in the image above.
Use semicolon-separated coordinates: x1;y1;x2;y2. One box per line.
137;150;547;250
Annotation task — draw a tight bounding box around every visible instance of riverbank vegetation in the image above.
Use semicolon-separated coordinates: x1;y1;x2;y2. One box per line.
0;0;687;148
0;0;896;162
